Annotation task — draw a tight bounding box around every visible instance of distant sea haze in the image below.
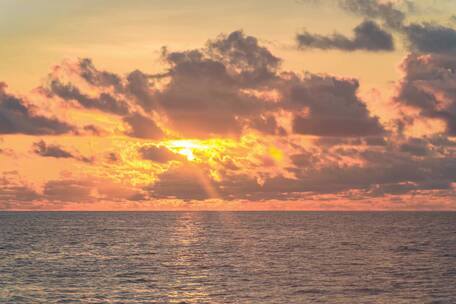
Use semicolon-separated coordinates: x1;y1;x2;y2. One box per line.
1;212;455;303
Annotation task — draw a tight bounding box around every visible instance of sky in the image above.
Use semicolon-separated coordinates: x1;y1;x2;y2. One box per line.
0;0;455;210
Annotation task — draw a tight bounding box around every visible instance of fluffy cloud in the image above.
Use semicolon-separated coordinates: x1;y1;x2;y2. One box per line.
1;28;455;209
395;53;456;135
39;31;384;139
281;74;385;136
154;32;278;137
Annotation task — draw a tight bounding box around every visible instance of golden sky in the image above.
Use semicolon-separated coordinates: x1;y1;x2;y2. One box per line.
1;0;455;210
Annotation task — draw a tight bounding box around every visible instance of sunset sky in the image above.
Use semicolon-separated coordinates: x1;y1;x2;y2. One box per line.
1;0;455;210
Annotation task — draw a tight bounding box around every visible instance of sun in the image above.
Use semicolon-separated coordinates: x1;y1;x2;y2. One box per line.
165;139;209;162
178;148;195;161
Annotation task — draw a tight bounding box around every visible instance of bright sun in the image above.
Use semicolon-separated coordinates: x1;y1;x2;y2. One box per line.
178;148;195;161
165;139;208;162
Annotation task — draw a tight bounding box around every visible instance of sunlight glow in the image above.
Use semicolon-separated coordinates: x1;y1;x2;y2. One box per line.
179;148;195;161
165;139;209;161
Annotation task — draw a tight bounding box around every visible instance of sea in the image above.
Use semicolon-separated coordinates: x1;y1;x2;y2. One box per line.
0;212;455;303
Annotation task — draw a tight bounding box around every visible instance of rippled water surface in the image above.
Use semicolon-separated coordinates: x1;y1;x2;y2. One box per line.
1;212;455;303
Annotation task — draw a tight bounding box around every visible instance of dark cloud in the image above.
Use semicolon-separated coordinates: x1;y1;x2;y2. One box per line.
395;53;456;135
48;79;130;115
123;113;164;139
364;136;387;146
77;58;123;92
249;115;287;135
341;0;456;55
399;137;430;156
293;116;385;137
403;23;456;54
303;0;456;55
206;30;281;85
81;124;104;136
40;31;385;139
3;28;455;206
297;20;394;51
125;70;157;111
0;83;74;135
106;152;119;162
281;74;385;137
156;41;273;137
139;145;186;163
339;0;406;29
32;140;94;163
33;140;74;158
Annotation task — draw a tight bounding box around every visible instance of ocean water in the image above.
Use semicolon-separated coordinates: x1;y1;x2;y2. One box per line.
0;212;455;304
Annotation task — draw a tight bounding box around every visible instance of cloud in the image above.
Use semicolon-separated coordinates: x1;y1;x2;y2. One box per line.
339;0;407;29
48;79;131;115
147;164;218;200
341;0;456;55
403;23;456;54
282;74;385;136
125;70;157;111
156;35;276;137
292;115;385;136
38;31;385;139
43;180;94;202
33;140;74;158
249;115;287;135
139;145;186;163
77;58;124;92
297;20;394;51
395;53;456;135
399;137;430;156
2;29;455;208
0;83;74;135
206;30;281;85
148;156;455;201
123;113;164;139
42;178;144;203
0;171;40;206
32;140;93;163
302;0;456;55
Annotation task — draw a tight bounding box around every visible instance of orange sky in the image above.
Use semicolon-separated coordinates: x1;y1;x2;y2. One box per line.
0;0;455;210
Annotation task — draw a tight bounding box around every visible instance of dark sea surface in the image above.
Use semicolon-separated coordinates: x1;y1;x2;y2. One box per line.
0;212;455;303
